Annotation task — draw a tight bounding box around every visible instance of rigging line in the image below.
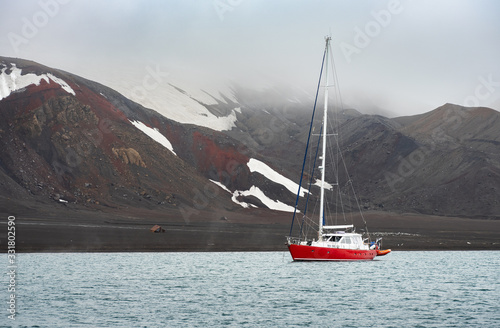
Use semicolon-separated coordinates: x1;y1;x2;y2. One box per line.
301;215;318;239
331;125;348;223
324;127;342;222
338;143;371;240
330;44;343;104
299;124;323;237
330;42;347;168
330;39;372;239
327;41;339;133
289;45;327;237
302;200;320;239
302;214;319;228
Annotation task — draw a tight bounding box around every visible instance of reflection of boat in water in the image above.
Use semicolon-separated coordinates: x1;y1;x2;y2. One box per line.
286;37;391;261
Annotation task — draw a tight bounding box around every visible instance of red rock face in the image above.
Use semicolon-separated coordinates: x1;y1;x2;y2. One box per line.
74;82;129;124
192;131;249;184
0;62;234;211
1;59;260;214
71;82;130;166
1;78;65;115
3;59;500;220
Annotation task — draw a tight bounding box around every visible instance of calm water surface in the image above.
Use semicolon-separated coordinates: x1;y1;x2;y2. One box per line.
1;251;499;327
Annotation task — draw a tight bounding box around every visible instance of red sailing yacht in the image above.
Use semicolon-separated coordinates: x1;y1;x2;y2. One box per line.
286;36;390;261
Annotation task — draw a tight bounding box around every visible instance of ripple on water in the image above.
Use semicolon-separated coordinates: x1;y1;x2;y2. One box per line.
2;251;499;327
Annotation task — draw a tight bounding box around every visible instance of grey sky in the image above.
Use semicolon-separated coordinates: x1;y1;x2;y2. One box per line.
1;0;499;116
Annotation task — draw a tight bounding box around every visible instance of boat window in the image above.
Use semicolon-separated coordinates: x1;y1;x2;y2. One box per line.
341;237;352;244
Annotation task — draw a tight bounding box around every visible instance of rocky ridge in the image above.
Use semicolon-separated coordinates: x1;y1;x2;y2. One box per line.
1;57;500;222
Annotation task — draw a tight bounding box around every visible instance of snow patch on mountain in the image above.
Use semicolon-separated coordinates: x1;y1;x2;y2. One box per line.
210;179;295;212
211;158;306;212
210;180;297;212
130;120;176;155
209;180;231;193
247;158;306;197
210;179;254;208
235;186;295;212
0;63;75;101
170;77;238;106
46;73;75;96
230;194;257;209
140;83;239;131
101;71;239;131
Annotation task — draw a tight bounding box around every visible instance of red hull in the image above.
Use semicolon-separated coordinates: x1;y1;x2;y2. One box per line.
288;244;377;261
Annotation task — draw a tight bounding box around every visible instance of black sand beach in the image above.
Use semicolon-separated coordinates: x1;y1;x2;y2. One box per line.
3;199;499;252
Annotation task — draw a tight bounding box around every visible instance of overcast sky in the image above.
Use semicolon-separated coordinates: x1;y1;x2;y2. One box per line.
1;0;499;116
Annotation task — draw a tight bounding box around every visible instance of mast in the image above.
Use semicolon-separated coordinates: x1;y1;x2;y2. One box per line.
318;36;331;241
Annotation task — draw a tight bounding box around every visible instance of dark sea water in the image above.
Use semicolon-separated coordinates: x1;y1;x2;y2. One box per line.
1;251;499;327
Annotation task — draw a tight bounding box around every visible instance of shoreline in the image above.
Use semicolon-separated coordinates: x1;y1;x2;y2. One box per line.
7;248;500;254
2;204;499;253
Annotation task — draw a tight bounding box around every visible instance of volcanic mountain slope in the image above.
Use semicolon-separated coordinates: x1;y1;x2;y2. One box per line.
381;103;500;218
1;57;500;221
225;85;364;181
0;57;314;220
290;103;500;219
233;101;500;219
0;58;245;217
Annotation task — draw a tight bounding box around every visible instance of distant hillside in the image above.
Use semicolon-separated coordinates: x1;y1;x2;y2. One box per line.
0;57;316;220
1;57;499;221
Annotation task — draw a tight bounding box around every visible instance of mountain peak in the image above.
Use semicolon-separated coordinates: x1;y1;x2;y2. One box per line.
0;60;75;102
1;57;500;221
